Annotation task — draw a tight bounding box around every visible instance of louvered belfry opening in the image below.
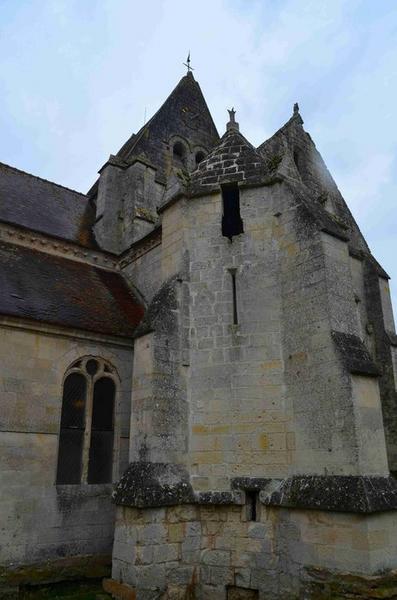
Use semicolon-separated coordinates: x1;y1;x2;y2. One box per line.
56;358;116;485
56;373;86;484
221;183;244;240
88;378;115;484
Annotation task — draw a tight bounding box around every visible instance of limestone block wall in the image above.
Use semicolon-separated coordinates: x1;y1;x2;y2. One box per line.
128;279;189;466
161;199;187;282
112;503;397;599
94;161;126;255
112;175;397;600
157;182;389;487
124;178;394;486
283;227;388;476
120;162;162;249
121;241;162;305
379;277;396;333
350;255;373;350
94;159;163;255
184;185;289;488
363;260;397;470
0;321;133;567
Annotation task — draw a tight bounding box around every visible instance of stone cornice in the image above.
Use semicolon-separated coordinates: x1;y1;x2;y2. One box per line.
114;469;397;513
234;475;397;514
0;222;118;270
0;316;134;348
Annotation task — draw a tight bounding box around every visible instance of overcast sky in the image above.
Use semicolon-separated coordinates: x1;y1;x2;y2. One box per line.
1;0;396;311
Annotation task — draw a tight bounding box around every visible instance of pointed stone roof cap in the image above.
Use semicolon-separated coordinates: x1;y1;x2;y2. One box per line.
189;123;273;196
258;105;370;254
116;73;219;182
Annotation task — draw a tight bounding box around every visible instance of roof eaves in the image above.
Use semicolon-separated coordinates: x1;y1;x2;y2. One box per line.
0;161;87;198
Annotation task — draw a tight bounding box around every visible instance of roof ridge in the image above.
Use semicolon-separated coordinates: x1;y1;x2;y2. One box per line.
258;113;303;153
0;161;87;198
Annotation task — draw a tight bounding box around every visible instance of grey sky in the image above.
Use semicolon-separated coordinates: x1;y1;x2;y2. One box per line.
1;0;396;311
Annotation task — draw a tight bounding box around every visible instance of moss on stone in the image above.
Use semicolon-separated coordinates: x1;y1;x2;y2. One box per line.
0;555;111;589
266;154;283;172
304;566;397;599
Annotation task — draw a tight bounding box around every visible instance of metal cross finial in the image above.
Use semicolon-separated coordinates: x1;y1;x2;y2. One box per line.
183;51;194;73
228;107;236;123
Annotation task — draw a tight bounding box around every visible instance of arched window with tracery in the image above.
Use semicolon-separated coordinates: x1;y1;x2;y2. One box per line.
56;357;117;485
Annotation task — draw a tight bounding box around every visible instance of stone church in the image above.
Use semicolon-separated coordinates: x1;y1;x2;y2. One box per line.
1;70;397;599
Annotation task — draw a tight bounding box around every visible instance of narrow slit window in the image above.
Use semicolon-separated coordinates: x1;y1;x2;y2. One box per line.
246;490;259;522
230;269;238;325
221;183;243;240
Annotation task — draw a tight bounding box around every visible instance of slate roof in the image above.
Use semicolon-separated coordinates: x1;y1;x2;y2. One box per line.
0;241;144;337
118;73;219;173
0;162;96;248
88;73;220;197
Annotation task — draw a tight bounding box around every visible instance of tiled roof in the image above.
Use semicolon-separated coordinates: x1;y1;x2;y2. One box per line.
0;162;96;248
0;241;144;337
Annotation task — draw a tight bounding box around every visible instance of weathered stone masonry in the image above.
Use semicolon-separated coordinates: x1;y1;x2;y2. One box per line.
110;79;397;599
1;71;397;599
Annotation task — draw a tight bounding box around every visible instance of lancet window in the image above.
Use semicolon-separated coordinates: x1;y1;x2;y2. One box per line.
56;357;117;485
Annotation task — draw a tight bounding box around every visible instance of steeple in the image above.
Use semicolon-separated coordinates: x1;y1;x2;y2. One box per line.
114;72;219;182
92;72;220;253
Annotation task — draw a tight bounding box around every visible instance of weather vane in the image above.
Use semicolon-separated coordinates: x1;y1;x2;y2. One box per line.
183;51;194;73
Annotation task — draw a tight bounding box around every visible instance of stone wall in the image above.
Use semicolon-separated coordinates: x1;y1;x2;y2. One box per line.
112;173;397;599
112;502;397;599
122;240;162;305
0;320;133;570
94;158;163;254
167;183;390;486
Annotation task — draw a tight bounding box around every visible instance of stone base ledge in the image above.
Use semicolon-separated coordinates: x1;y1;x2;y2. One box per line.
115;464;397;514
256;475;397;513
113;462;244;508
